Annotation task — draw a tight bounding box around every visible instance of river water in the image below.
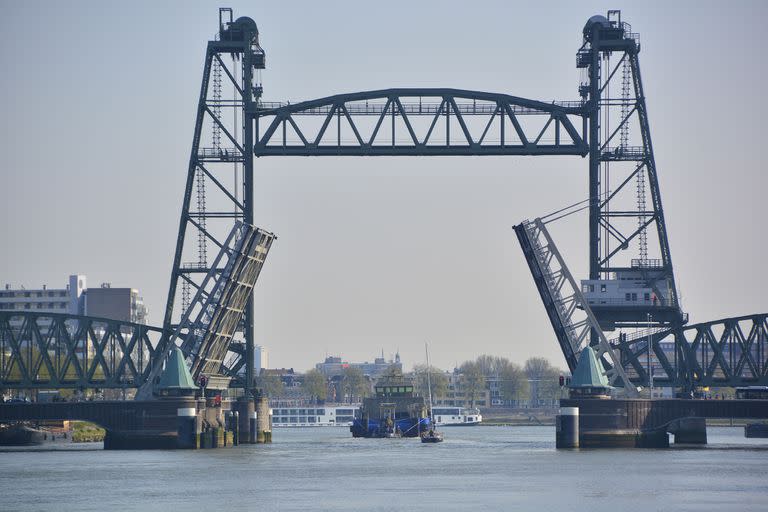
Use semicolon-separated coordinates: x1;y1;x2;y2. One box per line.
1;426;766;511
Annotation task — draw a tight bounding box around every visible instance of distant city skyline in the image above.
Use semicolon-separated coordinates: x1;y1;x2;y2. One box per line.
1;1;766;373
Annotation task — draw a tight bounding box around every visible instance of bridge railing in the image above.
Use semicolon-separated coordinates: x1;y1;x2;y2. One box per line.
0;312;167;390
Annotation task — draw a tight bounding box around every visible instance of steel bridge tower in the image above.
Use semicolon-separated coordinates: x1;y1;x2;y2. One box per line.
163;9;265;396
578;12;685;333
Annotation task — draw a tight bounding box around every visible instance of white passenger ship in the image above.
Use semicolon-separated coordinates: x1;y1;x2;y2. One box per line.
431;407;482;426
271;405;360;427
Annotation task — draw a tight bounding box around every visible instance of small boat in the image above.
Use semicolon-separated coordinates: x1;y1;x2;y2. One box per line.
421;343;444;444
421;428;444;443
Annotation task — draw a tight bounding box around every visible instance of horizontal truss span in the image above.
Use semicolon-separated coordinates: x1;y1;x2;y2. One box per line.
616;313;768;388
0;312;167;389
254;89;588;157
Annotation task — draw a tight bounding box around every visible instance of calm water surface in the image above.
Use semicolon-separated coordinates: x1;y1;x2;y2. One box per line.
1;426;767;511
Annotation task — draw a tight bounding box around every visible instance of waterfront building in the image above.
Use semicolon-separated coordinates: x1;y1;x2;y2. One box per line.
433;371;491;409
84;283;147;324
0;275;149;380
0;275;87;316
0;275;147;324
315;351;402;380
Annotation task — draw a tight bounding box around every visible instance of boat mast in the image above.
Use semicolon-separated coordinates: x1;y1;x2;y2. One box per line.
425;342;434;426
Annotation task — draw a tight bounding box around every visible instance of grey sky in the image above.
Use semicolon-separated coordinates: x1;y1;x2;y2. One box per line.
1;0;766;372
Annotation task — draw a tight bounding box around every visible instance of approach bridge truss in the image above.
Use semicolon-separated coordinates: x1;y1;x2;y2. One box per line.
617;313;768;389
0;312;164;390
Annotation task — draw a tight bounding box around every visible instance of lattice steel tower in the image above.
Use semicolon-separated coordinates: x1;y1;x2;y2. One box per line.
577;11;685;331
163;8;265;394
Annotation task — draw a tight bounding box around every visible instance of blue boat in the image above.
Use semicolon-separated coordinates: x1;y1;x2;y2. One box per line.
350;374;431;438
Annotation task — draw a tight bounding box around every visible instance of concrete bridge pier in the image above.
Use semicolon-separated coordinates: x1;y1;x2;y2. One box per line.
668;417;707;444
176;406;198;449
256;396;271;443
233;398;255;444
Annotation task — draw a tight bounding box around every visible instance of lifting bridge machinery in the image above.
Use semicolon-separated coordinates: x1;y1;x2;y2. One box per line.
1;9;766;397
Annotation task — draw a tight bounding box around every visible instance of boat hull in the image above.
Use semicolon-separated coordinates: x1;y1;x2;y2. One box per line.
0;424;46;446
350;417;431;438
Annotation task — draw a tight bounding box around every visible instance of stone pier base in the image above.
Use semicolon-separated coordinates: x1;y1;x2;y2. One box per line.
668;417;707;444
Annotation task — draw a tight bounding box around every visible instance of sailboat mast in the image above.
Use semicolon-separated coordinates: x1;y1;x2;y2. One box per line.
425;342;433;423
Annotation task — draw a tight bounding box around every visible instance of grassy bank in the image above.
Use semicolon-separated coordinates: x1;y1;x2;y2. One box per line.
72;421;106;443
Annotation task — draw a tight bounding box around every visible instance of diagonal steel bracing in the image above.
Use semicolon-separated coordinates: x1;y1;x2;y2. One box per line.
138;222;275;399
0;312;163;389
515;218;638;394
254;89;588;156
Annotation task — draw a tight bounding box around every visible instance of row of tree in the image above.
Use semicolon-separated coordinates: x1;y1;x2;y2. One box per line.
257;366;370;403
258;355;563;406
413;355;563;406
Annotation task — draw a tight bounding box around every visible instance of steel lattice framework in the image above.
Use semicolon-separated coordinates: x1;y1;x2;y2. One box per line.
578;11;684;331
138;222;275;399
254;89;587;156
515;218;637;394
617;314;768;388
164;10;266;397
2;9;764;395
0;312;164;390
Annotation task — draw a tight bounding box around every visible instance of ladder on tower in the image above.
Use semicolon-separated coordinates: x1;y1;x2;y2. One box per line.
514;218;638;396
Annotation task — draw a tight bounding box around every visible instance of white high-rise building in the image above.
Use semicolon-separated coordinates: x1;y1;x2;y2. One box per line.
0;275;147;325
255;344;268;375
0;274;87;316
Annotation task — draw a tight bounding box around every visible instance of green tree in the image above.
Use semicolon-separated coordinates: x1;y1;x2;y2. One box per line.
499;360;530;403
412;364;448;400
459;360;486;408
256;373;285;398
524;357;562;405
302;369;328;402
475;354;509;376
342;366;369;403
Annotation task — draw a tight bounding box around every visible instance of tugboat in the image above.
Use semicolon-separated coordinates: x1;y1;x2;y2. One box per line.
350;369;431;438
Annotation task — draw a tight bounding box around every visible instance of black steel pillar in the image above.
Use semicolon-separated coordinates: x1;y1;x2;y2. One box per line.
159;11;265;391
587;27;601;282
242;41;256;398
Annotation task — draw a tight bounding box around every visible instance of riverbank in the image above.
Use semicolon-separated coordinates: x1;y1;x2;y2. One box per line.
479;407;556;426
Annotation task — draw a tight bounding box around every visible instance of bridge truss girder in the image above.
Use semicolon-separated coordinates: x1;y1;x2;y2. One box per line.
617;313;768;390
0;312;164;390
254;89;587;157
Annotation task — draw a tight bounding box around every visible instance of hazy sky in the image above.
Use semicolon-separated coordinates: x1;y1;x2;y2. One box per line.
1;0;766;372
